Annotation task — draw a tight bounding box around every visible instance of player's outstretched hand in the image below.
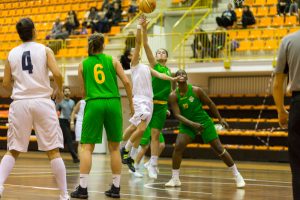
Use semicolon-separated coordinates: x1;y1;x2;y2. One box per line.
220;118;229;129
172;76;180;82
140;14;149;29
278;110;288;129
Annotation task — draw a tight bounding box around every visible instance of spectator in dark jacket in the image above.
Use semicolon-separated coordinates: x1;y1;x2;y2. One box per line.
111;2;123;25
216;3;237;29
64;10;79;35
277;0;291;16
241;5;256;28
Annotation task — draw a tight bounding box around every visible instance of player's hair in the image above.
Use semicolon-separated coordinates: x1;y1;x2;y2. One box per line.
175;69;187;77
16;18;35;42
156;48;169;58
88;33;105;56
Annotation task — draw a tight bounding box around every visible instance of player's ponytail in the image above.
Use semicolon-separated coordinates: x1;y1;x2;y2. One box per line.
88;33;105;56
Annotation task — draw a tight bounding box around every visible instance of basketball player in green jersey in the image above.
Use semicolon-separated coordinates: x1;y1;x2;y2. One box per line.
71;33;134;199
166;70;246;188
142;19;172;179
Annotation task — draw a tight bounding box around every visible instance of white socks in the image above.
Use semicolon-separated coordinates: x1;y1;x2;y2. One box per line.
50;158;68;197
229;164;240;176
150;156;158;166
79;174;89;188
0;155;15;186
172;169;180;179
112;174;121;188
125;141;133;152
120;141;126;149
130;147;138;160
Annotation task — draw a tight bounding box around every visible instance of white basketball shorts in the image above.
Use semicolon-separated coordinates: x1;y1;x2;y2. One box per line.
75;119;82;142
7;98;64;152
129;95;153;127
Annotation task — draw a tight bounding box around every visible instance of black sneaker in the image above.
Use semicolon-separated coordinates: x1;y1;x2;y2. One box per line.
126;157;136;172
105;184;120;198
70;185;88;199
120;147;129;164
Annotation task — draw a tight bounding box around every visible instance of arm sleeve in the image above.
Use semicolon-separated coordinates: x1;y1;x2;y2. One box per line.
274;38;289;74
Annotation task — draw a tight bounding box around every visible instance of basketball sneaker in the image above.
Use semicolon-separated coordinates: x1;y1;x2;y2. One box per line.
147;164;158;179
143;161;150;169
59;194;70;200
0;185;3;198
105;184;120;198
70;185;88;199
129;169;143;178
235;173;246;188
125;157;136;172
165;178;181;187
144;161;160;173
120;147;129;164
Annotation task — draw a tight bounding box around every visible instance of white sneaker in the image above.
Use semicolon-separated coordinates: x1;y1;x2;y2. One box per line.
59;194;70;200
147;165;158;179
235;174;246;188
144;161;150;169
165;178;181;187
129;169;143;178
0;186;4;198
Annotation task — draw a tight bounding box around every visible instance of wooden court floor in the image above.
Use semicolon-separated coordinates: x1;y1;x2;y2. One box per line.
0;151;292;200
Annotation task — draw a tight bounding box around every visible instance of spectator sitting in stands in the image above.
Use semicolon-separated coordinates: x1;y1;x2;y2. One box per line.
46;18;69;40
111;1;123;25
64;10;79;35
288;0;298;16
277;0;291;16
216;3;237;29
127;0;138;21
82;7;101;33
241;5;256;28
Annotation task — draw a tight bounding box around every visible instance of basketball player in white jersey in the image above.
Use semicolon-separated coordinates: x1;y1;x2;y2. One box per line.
0;18;69;200
121;15;178;172
70;99;86;158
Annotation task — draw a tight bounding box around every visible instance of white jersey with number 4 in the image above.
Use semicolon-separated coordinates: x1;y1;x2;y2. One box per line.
8;42;53;100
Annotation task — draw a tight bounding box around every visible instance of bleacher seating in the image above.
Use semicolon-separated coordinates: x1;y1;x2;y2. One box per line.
160;94;289;162
0;0;137;60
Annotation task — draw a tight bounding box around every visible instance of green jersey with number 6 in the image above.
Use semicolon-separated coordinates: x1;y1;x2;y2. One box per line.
82;53;120;101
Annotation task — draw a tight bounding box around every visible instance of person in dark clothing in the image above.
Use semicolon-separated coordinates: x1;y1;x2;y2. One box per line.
241;5;256;28
191;28;211;59
277;0;291;16
112;2;123;25
273;29;300;200
216;3;237;29
64;10;79;35
82;7;101;33
56;87;79;163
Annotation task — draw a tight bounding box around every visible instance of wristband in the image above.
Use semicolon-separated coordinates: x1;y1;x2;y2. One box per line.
137;25;142;29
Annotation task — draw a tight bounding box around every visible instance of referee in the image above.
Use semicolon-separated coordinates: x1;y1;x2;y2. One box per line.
273;30;300;200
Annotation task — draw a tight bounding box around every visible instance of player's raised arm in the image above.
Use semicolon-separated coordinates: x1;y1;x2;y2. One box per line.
131;16;145;67
114;58;134;115
169;92;203;132
150;68;177;82
142;17;156;68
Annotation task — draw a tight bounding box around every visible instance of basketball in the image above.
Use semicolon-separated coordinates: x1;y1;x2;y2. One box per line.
139;0;156;13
